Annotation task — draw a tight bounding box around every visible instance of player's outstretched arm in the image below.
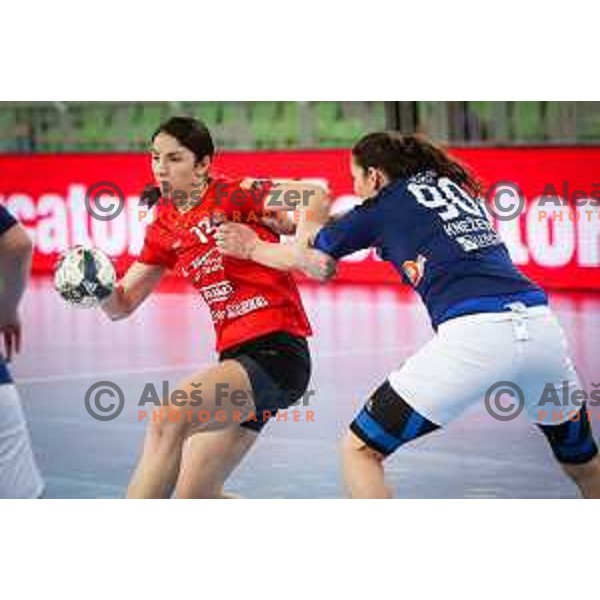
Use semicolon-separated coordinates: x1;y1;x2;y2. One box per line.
0;222;32;317
0;222;33;361
251;238;337;282
100;262;166;321
260;180;331;244
216;223;337;282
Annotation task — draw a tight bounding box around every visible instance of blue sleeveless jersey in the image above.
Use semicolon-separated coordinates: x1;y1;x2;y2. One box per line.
313;172;546;328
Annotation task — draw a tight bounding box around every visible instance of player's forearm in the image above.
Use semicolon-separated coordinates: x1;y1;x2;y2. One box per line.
250;239;337;282
99;284;132;321
277;182;330;242
99;263;165;320
297;188;330;245
250;240;302;272
0;235;32;314
271;180;328;203
266;181;331;241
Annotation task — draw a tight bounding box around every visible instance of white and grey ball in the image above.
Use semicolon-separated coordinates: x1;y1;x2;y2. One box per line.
54;246;116;308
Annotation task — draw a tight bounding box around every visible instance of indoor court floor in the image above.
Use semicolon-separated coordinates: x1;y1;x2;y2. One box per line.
15;278;600;498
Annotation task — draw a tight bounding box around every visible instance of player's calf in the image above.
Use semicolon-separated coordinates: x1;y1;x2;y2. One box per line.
341;430;391;498
561;456;600;499
127;410;190;499
343;381;441;498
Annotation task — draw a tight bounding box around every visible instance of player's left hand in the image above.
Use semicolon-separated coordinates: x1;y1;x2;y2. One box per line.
215;223;259;259
0;309;22;362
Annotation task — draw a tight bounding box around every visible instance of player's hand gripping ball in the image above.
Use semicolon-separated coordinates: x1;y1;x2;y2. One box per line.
54;246;116;308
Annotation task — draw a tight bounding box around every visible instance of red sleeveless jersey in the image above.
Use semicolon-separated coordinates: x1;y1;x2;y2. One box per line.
138;175;312;352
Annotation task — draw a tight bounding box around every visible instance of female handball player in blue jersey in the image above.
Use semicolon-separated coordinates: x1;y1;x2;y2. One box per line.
216;132;600;499
0;205;44;498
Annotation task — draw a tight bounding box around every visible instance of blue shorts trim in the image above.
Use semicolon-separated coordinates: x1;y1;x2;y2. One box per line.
437;290;548;325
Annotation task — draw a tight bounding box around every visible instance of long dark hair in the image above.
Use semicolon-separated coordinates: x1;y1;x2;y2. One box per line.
352;132;482;197
141;116;215;208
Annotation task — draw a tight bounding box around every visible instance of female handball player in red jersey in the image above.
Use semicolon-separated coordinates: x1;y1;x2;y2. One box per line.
98;117;328;498
217;132;600;499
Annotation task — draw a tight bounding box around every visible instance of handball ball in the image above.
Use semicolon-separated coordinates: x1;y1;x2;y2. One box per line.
54;246;116;308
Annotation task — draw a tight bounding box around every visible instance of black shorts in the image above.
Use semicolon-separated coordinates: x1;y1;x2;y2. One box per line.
219;331;312;432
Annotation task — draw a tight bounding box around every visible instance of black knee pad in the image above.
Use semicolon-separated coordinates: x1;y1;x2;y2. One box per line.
350;381;441;457
537;404;599;465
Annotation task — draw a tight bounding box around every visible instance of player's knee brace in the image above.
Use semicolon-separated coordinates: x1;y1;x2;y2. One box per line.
537;404;598;465
349;381;441;457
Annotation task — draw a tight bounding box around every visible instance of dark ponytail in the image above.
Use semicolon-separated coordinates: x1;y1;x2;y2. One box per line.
352;132;481;197
140;184;162;208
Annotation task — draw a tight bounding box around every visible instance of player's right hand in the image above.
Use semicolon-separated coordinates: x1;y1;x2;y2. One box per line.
215;223;259;260
0;309;22;362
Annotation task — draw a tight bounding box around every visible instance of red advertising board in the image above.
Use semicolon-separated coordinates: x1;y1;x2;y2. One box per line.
1;148;599;290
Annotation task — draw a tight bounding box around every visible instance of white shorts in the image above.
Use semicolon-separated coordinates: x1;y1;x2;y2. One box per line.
388;306;583;427
0;382;44;499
